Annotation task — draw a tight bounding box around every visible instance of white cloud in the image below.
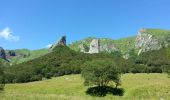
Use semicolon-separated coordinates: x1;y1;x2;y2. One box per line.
0;27;20;41
46;44;52;48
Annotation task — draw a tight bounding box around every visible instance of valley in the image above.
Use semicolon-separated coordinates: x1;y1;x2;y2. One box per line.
1;1;170;99
0;74;170;100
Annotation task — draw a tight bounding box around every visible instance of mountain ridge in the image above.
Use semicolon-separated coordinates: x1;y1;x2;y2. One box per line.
1;28;170;63
69;28;170;56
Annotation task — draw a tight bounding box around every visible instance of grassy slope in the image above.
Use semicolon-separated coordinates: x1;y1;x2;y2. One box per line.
1;73;170;100
9;49;48;64
146;29;170;38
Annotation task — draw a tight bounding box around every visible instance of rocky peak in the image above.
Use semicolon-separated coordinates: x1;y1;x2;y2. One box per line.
135;28;162;55
50;36;66;51
0;47;6;60
57;36;66;46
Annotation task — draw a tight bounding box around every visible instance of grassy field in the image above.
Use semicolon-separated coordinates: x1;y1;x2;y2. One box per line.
0;73;170;100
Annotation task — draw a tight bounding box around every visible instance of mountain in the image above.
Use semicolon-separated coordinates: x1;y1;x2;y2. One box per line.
4;28;170;83
5;49;48;64
2;28;170;64
69;28;170;56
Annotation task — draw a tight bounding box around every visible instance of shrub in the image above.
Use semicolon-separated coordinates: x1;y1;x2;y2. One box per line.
130;64;148;73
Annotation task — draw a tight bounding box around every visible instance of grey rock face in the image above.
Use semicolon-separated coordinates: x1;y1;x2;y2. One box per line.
0;47;6;60
57;36;66;46
79;44;86;53
100;43;117;52
50;36;66;51
135;29;162;55
79;39;117;54
88;39;100;53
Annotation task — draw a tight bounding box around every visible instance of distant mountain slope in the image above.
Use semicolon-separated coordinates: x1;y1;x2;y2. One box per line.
6;49;48;64
3;28;170;63
69;28;170;56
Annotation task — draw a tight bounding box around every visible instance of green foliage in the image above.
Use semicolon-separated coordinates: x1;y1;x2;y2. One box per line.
135;47;170;73
0;66;5;91
81;60;121;87
111;51;122;57
110;47;170;74
167;70;170;78
113;36;136;55
130;64;148;73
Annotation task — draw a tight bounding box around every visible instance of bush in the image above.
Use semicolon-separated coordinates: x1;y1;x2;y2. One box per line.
149;67;162;73
130;64;148;73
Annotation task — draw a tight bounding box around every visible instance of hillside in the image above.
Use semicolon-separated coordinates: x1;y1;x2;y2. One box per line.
5;45;121;83
69;28;170;56
1;74;170;100
6;49;48;64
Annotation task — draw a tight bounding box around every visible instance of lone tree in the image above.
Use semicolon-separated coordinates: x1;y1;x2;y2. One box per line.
81;60;121;88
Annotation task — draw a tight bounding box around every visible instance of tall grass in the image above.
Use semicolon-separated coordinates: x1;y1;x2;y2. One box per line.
0;73;170;100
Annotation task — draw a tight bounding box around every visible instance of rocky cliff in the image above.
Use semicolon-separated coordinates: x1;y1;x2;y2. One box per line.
74;38;117;54
50;36;67;51
0;47;6;60
88;39;100;53
135;28;170;55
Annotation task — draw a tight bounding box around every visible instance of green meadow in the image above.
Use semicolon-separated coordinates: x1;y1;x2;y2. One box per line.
0;73;170;100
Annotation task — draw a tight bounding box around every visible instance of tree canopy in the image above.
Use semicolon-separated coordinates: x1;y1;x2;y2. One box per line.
81;60;121;88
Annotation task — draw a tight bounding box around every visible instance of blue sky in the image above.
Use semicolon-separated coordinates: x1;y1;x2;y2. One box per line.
0;0;170;50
